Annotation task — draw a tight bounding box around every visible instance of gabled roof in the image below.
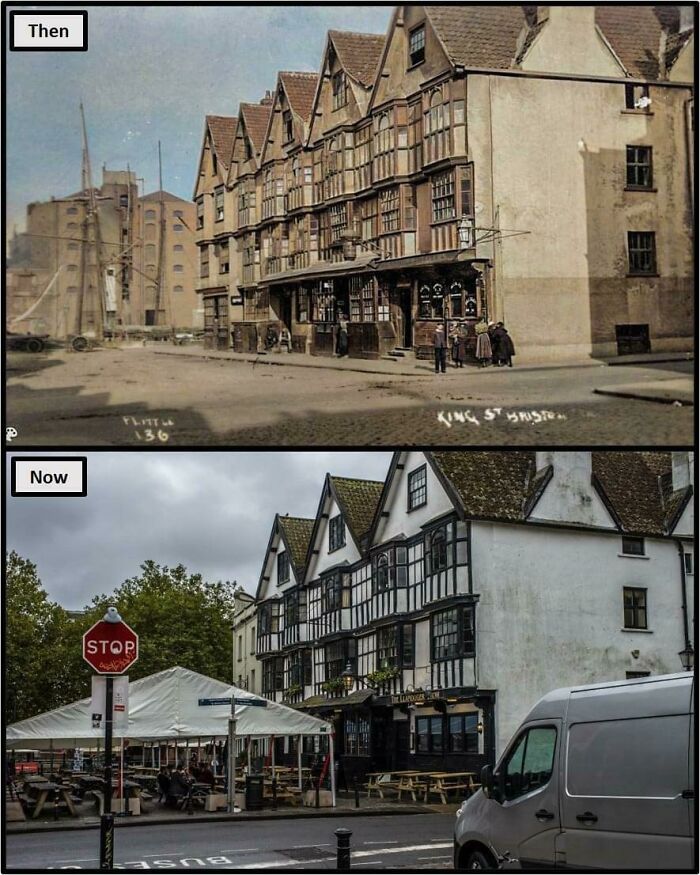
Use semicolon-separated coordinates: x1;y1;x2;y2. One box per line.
240;103;273;154
594;5;663;79
328;30;385;87
424;4;678;80
256;513;314;599
279;71;319;123
140;190;191;204
664;27;694;72
425;5;529;71
278;515;315;576
330;476;384;546
206;115;238;171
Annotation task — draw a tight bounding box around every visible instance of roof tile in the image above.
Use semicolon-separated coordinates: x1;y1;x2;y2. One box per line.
329;30;386;87
278;516;315;574
206;115;237;171
240;103;273;154
331;476;384;543
280;72;319;123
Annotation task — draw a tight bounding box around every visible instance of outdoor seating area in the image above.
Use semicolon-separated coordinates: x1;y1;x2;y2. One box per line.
364;770;480;805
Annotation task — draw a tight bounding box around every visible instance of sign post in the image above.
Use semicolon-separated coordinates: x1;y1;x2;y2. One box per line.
228;699;236;813
83;609;138;871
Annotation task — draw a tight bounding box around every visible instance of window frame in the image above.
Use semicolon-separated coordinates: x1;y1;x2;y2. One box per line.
625;145;653;190
408;23;426;68
278;549;290;584
416;715;443;754
407;464;428;511
627;231;657;276
500;724;558;802
448;712;479;754
431;605;475;661
623;586;648;630
329;514;346;553
332;70;348;111
621;536;645;557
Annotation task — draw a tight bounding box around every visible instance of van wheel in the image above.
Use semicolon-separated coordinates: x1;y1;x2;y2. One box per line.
465;849;494;870
25;337;44;353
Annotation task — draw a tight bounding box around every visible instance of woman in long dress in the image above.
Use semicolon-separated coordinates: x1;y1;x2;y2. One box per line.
475;325;492;367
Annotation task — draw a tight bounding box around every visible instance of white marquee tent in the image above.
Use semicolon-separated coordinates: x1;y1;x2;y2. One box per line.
6;667;336;805
5;666;332;746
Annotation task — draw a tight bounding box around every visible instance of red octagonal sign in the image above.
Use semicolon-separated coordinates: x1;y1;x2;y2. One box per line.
83;619;139;674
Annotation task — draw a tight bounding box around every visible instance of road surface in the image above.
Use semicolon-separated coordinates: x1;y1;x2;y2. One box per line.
6;348;693;446
6;812;455;870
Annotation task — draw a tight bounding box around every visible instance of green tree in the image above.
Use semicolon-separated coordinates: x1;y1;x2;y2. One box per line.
5;551;78;721
6;555;241;721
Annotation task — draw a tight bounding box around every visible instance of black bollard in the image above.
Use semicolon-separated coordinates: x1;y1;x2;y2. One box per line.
99;813;115;869
353;778;360;809
272;778;277;810
335;827;352;871
315;777;320;809
186;790;194;816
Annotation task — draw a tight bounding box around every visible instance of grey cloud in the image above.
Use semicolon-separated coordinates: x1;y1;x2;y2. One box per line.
6;452;392;610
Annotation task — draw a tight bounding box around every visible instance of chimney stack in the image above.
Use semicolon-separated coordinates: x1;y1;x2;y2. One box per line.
672;451;694;491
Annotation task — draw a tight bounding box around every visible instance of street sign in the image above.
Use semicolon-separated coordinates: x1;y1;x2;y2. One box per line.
83;618;139;674
91;675;129;732
198;697;267;707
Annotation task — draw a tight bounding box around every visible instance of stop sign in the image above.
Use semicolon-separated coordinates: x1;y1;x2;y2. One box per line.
83;618;139;674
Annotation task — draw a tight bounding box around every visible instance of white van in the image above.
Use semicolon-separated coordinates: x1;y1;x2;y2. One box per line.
454;673;695;870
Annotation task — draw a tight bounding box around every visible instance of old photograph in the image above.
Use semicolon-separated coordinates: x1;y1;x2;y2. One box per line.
4;4;694;446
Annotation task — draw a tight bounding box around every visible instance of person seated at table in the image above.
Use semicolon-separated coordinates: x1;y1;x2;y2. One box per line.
169;766;192;799
197;762;214;787
156;766;171;804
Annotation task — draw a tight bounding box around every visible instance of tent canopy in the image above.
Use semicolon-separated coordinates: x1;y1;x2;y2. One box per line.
6;666;332;749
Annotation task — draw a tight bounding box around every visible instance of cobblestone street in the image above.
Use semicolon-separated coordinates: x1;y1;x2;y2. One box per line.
6;347;693;446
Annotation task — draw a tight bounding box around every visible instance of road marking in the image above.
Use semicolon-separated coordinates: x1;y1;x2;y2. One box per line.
353;843;453;858
362;840;398;844
214;849;260;854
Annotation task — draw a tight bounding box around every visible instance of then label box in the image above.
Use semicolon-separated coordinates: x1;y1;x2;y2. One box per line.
10;11;88;51
11;457;87;496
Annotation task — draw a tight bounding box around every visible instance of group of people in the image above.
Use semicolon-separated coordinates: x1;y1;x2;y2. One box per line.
156;761;215;807
433;321;515;373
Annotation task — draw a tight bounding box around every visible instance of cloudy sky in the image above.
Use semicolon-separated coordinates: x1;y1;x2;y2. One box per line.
6;451;393;610
5;4;393;233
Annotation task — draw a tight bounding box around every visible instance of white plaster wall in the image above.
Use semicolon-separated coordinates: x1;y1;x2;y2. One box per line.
522;8;624;78
674;502;694;538
531;452;617;528
414;618;431;689
306;496;360;581
472;521;692;755
374;451;454;544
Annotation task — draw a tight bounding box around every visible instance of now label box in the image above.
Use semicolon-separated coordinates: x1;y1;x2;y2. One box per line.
11;457;87;496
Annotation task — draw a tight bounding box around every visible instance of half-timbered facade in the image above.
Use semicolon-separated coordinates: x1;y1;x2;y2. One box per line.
194;116;238;349
196;5;693;361
253;450;694;782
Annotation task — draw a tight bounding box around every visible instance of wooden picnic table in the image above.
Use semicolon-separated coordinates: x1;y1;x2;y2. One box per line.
421;772;477;804
26;781;77;819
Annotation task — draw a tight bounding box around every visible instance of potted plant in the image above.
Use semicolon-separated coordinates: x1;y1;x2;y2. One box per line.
321;677;346;696
366;666;400;689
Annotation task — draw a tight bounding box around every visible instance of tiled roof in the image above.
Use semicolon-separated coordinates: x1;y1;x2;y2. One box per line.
140;190;191;204
331;476;385;544
328;30;386;87
664;28;693;72
206;115;237;171
425;5;528;70
240;103;273;154
595;6;663;79
432;451;536;522
278;515;314;574
430;451;683;536
426;5;679;81
280;72;319;123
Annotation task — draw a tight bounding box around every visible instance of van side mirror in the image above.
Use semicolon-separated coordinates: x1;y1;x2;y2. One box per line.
481;765;494;798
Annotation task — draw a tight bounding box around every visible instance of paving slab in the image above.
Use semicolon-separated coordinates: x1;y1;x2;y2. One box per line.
594;377;694;405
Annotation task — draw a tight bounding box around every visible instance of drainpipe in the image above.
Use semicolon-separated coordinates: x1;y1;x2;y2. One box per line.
675;539;691;652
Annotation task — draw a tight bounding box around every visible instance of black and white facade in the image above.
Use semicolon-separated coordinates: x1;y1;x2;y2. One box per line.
254;451;695;782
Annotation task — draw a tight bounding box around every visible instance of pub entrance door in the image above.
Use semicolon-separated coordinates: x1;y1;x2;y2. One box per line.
400;289;412;347
203;294;229;350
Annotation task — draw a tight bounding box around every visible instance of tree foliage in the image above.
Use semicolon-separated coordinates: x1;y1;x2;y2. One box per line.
5;554;241;721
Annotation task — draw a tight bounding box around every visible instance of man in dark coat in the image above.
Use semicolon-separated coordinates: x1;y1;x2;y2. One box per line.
495;322;515;367
434;324;447;374
491;323;509;367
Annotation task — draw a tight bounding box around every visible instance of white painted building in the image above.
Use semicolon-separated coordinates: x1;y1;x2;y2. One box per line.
231;590;262;695
254;451;694;781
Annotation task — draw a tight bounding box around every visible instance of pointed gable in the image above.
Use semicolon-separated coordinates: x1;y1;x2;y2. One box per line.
594;6;663;79
305;474;384;582
426;5;527;70
206;115;237;172
194;115;236;197
260;72;318;165
309;29;386;143
328;30;385;87
240;103;273;156
256;513;314;600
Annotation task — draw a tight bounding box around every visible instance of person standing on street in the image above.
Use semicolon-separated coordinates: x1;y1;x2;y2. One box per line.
475;323;492;368
434;323;447;374
494;322;516;367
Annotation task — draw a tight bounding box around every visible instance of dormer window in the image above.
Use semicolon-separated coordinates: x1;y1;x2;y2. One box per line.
329;514;346;552
283;110;294;143
214;186;225;222
244;137;253;162
409;24;426;68
621;536;645;557
332;71;348;111
278;550;290;583
376;553;390;591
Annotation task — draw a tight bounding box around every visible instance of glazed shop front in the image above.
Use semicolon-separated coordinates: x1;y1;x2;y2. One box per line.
259;256;491;361
294;688;495;787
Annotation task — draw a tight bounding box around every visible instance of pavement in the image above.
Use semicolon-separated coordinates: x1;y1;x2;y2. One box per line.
5;811;456;870
594;377;694;406
6;796;434;834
